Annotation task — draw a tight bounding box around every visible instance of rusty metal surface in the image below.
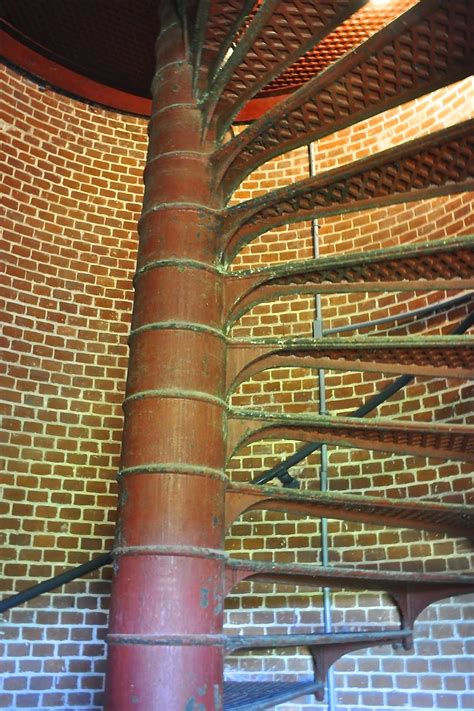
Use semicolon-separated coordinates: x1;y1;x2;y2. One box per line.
226;630;411;703
226;558;474;646
197;1;256;83
226;336;474;389
224;236;474;324
225;629;409;652
224;483;474;538
308;631;412;695
228;410;474;464
226;558;474;588
225;558;474;618
227;280;474;326
217;0;474;191
225;560;474;629
225;630;412;703
222;120;474;259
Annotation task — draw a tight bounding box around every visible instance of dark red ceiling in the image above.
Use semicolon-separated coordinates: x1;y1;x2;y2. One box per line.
0;0;415;117
1;0;159;97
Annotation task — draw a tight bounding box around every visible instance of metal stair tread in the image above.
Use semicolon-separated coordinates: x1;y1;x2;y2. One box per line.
223;680;325;711
225;628;410;651
225;481;474;537
226;558;474;588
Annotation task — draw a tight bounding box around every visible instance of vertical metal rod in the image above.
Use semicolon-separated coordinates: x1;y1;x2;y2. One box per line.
309;141;336;711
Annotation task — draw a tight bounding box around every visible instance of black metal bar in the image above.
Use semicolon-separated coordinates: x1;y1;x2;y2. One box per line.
252;309;474;486
0;552;113;613
324;292;474;336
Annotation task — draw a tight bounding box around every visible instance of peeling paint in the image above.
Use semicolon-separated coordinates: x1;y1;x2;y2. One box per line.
213;684;222;709
214;592;223;617
200;587;209;608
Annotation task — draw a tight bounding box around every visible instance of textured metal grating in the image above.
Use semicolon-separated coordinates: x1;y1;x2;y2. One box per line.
268;249;474;286
225;630;409;652
258;344;474;372
212;0;368;129
223;237;474;326
226;559;474;591
262;0;415;96
227;339;474;386
220;0;474;189
223;680;323;711
201;0;252;56
199;0;256;75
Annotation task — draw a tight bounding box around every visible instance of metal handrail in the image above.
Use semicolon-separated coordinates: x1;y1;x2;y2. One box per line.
324;292;473;336
0;552;113;613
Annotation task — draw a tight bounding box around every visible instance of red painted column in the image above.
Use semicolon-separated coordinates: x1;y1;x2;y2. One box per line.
105;3;226;708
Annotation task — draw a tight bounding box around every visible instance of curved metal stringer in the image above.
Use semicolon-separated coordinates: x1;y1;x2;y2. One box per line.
221;120;474;260
308;631;413;700
222;564;474;705
191;0;210;89
226;336;474;392
306;566;473;696
194;0;257;98
227;410;474;464
224;562;474;678
222;568;474;702
223;482;474;539
202;0;284;132
223;236;474;325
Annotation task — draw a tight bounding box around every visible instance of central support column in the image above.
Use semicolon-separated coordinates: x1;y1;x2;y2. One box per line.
105;4;226;708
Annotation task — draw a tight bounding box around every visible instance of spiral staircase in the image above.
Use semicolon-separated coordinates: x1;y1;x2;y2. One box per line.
1;1;473;708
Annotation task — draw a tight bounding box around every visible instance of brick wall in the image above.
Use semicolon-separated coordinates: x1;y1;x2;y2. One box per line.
0;57;473;710
0;63;146;709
